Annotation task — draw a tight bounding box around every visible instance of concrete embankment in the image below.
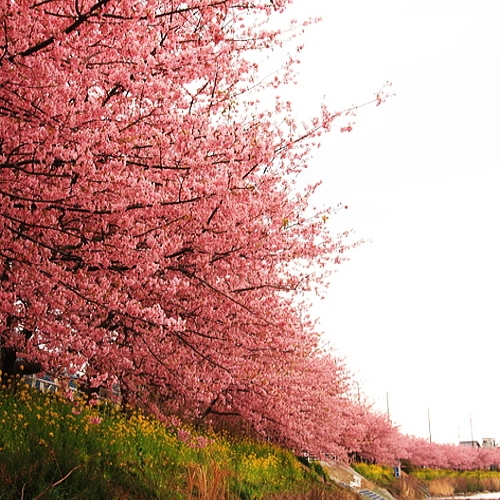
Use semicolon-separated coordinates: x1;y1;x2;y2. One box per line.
320;461;396;500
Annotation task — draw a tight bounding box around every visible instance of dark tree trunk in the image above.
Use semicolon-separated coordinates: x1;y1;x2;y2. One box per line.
1;315;42;385
0;346;42;385
0;346;17;384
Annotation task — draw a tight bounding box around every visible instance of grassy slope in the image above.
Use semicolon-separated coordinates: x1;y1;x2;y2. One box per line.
6;383;500;499
0;382;355;500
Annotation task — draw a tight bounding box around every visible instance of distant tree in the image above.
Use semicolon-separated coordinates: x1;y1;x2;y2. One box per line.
394;435;500;470
350;408;406;464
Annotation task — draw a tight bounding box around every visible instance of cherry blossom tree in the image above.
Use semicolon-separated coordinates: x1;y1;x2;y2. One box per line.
390;434;500;470
1;0;365;445
0;0;405;459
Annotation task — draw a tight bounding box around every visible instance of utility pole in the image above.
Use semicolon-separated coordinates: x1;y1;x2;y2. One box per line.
353;381;361;404
470;413;474;445
386;392;391;423
428;408;432;443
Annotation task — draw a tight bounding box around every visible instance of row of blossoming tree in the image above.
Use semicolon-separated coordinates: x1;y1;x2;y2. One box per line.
0;0;497;470
0;0;387;457
398;435;500;470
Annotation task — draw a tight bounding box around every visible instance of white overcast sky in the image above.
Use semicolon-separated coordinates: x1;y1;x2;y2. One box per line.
275;0;500;445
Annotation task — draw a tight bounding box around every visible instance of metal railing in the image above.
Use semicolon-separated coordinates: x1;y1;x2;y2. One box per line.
24;374;72;393
23;374;120;401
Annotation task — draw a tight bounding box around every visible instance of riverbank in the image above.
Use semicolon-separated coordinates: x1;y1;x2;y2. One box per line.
439;494;500;500
349;463;500;500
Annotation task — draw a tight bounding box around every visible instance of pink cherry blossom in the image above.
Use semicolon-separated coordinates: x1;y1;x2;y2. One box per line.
0;0;391;457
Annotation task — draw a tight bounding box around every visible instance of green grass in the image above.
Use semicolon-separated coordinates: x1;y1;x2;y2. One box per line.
411;467;500;495
353;462;500;498
0;379;347;499
351;463;395;488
